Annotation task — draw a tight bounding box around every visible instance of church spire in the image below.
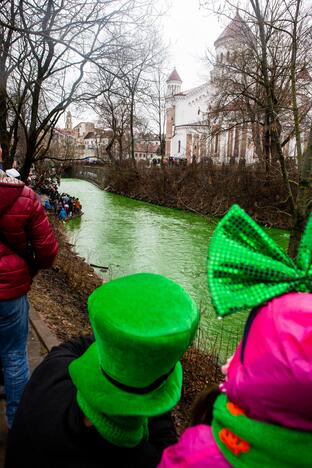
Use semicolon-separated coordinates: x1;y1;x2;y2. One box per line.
166;68;182;96
166;68;182;83
65;111;73;131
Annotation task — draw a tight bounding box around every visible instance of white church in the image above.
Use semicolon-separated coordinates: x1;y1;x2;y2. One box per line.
165;13;303;165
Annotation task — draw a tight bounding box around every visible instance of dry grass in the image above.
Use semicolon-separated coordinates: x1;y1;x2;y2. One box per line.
29;220;101;341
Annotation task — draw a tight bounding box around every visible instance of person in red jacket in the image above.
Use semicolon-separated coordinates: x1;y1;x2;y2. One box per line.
0;145;3;170
0;166;58;428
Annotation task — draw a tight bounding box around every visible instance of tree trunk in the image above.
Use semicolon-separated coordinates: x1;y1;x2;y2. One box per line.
288;124;312;257
130;97;135;160
263;109;270;173
251;120;264;165
20;141;35;182
251;0;296;214
290;0;303;173
0;71;10;170
106;137;115;162
118;137;123;161
20;77;42;181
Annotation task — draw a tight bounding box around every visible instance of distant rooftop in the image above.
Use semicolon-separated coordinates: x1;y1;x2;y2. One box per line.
166;68;182;83
84;129;113;139
214;12;249;46
84;131;95;140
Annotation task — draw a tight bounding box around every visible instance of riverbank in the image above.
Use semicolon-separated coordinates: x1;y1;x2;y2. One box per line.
29;222;101;340
29;220;222;432
70;162;298;229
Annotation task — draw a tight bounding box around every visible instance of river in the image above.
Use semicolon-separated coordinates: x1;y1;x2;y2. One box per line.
60;178;289;360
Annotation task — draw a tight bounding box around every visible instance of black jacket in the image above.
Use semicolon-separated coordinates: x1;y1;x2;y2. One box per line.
5;336;177;467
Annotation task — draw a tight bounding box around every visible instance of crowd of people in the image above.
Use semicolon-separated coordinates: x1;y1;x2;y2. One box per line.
0;151;82;223
0;143;312;467
26;170;82;222
42;191;83;221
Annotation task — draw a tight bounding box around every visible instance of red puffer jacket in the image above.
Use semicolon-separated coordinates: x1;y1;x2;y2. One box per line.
0;175;58;300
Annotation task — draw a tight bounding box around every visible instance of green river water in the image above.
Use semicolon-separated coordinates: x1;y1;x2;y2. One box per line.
60;178;289;360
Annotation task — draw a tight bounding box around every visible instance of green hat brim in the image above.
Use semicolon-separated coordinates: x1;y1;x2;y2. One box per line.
69;342;183;417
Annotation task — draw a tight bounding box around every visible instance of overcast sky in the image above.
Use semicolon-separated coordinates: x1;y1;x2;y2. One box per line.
67;1;226;125
160;0;224;90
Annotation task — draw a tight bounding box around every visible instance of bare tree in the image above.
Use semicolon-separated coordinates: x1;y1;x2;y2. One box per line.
93;71;131;161
145;66;168;162
92;23;166;162
0;1;28;168
0;0;157;178
200;0;312;254
118;30;165;159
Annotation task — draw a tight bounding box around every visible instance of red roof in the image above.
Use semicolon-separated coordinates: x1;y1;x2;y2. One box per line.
214;13;248;46
166;68;182;83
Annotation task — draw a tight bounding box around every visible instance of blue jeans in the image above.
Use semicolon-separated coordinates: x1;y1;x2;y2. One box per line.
0;295;29;428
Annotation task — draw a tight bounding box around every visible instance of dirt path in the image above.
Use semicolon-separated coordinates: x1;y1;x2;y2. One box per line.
29;268;92;341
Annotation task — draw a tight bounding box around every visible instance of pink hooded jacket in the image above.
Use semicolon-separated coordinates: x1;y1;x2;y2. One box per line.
158;292;312;467
158;424;229;467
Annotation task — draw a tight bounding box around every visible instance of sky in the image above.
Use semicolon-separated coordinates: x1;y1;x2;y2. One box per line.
67;1;227;126
160;0;224;90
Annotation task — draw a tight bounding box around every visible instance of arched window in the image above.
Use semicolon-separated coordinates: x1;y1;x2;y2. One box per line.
227;51;230;61
178;140;181;153
220;52;223;63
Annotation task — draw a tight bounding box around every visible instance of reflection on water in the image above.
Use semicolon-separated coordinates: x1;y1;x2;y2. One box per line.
60;178;289;359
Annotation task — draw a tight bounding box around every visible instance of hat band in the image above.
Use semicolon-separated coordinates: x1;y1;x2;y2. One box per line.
101;366;175;395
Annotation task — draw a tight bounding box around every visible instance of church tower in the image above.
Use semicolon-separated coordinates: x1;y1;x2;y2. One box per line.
65;111;73;132
211;11;249;82
166;68;182;96
165;69;182;158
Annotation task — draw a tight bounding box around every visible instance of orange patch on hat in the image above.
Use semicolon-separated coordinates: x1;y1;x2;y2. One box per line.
219;428;250;456
226;401;246;416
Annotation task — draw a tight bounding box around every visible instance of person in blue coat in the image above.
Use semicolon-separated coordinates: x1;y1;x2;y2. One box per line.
58;207;67;221
44;199;52;211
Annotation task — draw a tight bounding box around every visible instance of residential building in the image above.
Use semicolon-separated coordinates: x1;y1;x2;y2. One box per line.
84;129;113;161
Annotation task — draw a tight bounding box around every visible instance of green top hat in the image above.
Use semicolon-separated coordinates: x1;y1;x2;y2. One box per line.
69;273;199;445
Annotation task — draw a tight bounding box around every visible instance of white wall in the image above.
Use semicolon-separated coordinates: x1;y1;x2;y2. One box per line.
174;85;210;127
171;131;187;158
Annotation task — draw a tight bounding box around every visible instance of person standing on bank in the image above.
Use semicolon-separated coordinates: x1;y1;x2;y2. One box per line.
5;273;199;468
0;166;58;429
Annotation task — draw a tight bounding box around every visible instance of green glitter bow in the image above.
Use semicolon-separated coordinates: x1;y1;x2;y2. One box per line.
207;205;312;317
